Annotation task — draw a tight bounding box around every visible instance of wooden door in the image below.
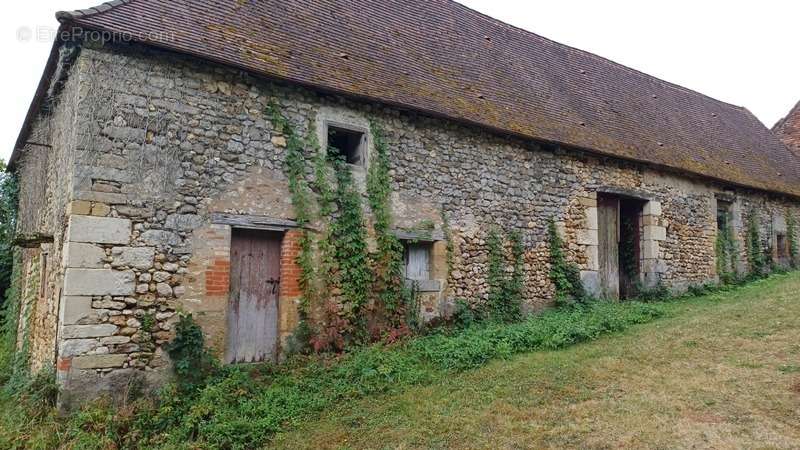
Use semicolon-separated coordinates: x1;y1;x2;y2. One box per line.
598;196;620;300
226;229;282;363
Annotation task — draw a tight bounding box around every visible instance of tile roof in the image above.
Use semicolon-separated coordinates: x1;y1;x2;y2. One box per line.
54;0;800;196
774;101;800;159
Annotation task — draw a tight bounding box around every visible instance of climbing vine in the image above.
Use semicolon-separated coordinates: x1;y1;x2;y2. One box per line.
715;218;737;283
788;212;798;268
548;218;586;306
328;151;372;323
366;121;405;317
484;228;523;322
265;104;441;350
746;209;766;278
312;129;335;217
506;230;525;318
441;210;454;274
267;102;317;332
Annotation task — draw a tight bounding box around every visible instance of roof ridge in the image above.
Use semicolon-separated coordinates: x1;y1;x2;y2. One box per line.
773;100;800;130
448;0;746;112
56;0;134;22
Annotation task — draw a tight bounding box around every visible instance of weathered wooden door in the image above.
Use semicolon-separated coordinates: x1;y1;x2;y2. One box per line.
404;243;431;281
598;196;620;300
226;229;282;363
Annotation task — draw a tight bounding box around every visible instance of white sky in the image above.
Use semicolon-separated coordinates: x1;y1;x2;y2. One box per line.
2;0;799;163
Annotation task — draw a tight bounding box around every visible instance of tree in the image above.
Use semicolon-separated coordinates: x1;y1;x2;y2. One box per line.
0;160;18;312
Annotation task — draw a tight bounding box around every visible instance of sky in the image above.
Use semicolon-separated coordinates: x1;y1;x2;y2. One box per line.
2;0;799;163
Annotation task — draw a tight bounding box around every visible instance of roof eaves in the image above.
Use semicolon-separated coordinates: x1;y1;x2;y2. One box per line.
55;0;133;22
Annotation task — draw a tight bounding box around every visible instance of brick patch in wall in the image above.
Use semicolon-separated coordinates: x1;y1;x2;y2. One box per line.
57;357;72;372
279;230;302;299
205;259;230;295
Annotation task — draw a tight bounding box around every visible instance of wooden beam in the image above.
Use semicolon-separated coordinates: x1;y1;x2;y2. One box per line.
597;186;654;201
211;213;302;231
392;229;445;242
13;232;54;248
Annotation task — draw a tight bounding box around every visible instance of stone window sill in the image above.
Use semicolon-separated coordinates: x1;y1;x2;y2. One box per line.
404;279;442;292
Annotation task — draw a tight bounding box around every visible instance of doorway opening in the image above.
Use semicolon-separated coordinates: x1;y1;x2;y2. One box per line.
597;193;645;300
226;229;283;364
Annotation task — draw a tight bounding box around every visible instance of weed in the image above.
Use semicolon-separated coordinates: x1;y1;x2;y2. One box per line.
165;314;218;392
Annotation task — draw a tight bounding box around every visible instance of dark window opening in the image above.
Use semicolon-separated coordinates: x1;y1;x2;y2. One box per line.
403;242;432;281
717;200;732;232
327;125;365;166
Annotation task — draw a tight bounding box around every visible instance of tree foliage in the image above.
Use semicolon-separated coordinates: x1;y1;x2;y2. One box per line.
0;160;18;312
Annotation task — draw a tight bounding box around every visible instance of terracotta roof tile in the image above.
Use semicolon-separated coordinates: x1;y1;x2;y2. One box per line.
774;101;800;159
57;0;800;196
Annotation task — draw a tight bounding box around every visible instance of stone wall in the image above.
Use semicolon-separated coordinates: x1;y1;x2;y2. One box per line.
14;47;84;373
14;39;800;402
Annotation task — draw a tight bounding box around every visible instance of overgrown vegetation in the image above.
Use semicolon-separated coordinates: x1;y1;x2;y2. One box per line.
0;296;668;449
0;161;17;313
267;104;413;352
267;103;317;348
4;271;794;449
273;272;800;449
165;315;218;392
0;251;26;393
547;218;586;306
0;159;26;394
366;120;408;330
484;228;524;322
788;211;798;268
634;280;671;302
716;214;738;283
323;149;372;346
746;209;767;278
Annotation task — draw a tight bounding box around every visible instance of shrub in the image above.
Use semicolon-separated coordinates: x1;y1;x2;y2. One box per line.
451;299;477;329
634;281;671;302
166;314;219;392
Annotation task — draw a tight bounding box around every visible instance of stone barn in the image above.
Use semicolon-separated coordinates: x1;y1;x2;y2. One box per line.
8;0;800;405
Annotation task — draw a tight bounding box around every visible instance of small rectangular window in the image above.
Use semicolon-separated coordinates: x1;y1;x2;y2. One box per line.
403;242;432;281
327;125;365;166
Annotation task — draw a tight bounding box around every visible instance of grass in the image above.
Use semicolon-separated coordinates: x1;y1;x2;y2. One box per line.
2;272;799;449
270;272;800;449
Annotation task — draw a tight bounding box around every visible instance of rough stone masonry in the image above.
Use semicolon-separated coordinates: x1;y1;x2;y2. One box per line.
9;34;800;406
